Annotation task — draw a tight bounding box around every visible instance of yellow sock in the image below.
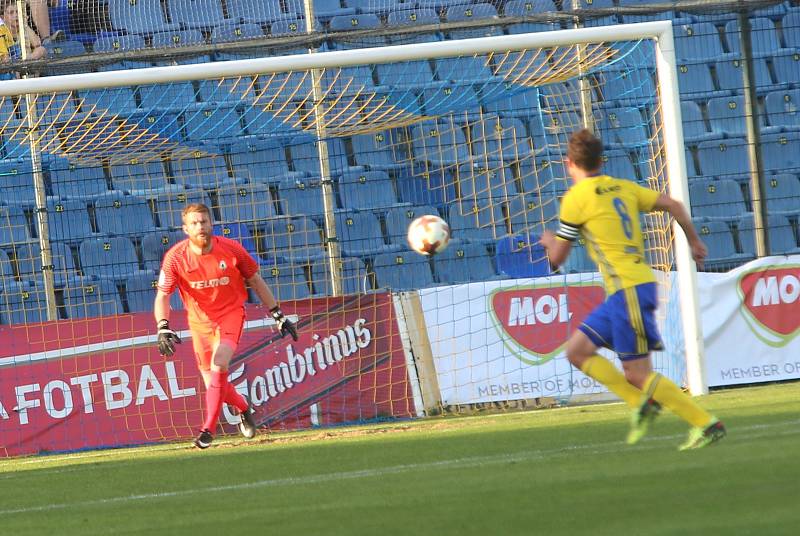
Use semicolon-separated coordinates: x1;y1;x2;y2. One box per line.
580;355;642;407
644;372;713;428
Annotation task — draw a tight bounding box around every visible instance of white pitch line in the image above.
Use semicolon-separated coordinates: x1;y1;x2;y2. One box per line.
1;420;798;517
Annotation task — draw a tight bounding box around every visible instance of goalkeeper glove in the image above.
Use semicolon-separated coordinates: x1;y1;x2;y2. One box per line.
156;319;181;357
271;306;298;341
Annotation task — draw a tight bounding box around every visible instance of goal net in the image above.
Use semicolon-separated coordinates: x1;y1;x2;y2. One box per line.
0;22;702;456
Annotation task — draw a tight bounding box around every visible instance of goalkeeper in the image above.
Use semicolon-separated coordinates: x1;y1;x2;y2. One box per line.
154;203;298;449
540;129;725;450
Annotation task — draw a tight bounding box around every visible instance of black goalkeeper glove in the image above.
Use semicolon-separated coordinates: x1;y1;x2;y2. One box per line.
156;319;181;357
271;306;298;341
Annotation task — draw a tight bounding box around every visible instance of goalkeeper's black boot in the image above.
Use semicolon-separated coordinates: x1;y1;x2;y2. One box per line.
194;429;213;449
238;400;258;439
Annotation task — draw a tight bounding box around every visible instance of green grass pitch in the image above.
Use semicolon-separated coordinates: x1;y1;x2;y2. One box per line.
2;382;798;535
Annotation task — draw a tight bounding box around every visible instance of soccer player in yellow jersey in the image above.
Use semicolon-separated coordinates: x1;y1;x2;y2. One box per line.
540;129;726;450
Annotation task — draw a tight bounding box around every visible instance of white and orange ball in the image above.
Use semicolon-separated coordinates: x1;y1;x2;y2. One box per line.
407;215;451;256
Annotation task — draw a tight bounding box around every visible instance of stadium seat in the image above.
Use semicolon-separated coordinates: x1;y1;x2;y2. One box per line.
0;159;36;202
216;181;276;224
420;83;480;117
288;138;349;176
761;173;800;215
694;218;750;271
210;22;264;44
108;0;180;34
375;60;435;89
384;204;440;247
470;116;533;162
334;209;394;257
695;138;750;178
724;18;783;57
79;236;145;279
351;132;404;172
784;9;800;49
0;204;30;245
329;13;382;32
689;178;747;220
0;249;14;278
599;68;656;106
62;276;124;319
681;100;714;142
598;107;649;148
761;131;800;174
93;34;147;54
310;256;369;295
94;192;158;235
433;242;497;284
603;149;639;181
673;22;726;60
447;202;506;243
141;229;185;270
764;88;800;131
411;120;471;167
182;105;243;143
396;166;458;207
35;93;80;127
139;82;198;112
79;87;138;116
172;153;231;188
226;0;287;24
268;17;310;37
372;250;434;291
707;95;752;138
385;8;439;28
675;61;719;99
434;56;495;84
46;197;96;242
285;0;354;20
154;188;212;229
152;29;205;49
261;262;311;301
262;216;325;262
321;65;377;94
13;241;77;285
228;141;291;183
167;0;226;29
445;4;501;40
125;271;181;313
738;213;800;257
715;57;774;94
0;280;47;324
456;164;517;202
109;158;171;193
562;239;594;274
277;176;326;216
494;231;551;279
519;153;569;193
43;39;86;61
338;169;400;210
772;50;800;88
49;161;109;199
507;193;557;235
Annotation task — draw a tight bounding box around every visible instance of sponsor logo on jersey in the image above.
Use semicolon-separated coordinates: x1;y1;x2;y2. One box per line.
738;264;800;347
189;276;231;289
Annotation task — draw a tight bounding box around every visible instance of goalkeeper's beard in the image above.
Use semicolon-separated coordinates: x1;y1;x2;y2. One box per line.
189;233;211;251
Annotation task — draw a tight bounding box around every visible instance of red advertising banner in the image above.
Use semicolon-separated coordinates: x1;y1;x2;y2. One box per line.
0;293;413;457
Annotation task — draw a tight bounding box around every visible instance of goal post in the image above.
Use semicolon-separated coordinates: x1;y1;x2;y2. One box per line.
0;21;708;456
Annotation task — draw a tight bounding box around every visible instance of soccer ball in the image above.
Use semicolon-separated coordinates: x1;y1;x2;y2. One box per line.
407;215;451;255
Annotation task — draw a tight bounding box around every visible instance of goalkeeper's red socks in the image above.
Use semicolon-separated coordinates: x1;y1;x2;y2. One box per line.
224;382;248;413
202;370;228;433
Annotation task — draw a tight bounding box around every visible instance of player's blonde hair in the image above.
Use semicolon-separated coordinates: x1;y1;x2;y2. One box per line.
567;128;604;172
181;203;212;223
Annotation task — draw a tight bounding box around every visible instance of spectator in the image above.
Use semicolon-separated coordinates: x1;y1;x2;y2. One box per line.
1;0;46;60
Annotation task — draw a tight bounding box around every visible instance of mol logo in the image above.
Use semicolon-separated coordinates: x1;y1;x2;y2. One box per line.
490;282;604;365
738;265;800;347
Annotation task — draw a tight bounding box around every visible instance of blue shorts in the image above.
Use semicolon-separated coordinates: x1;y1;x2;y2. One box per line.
578;282;665;361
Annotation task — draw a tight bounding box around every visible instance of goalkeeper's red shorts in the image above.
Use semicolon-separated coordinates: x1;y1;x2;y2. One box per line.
188;309;245;372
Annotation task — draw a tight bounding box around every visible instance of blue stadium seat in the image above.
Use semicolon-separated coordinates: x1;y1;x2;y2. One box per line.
343;0;397;16
689;178;747;220
13;241;77;285
603;149;639;181
109;159;171;193
211;22;264;43
375;60;435;89
456;164;517;202
599;68;656;106
434;242;497;284
681;100;714;142
480;84;541;121
79;87;138;116
93;34;147;54
715;57;774;94
434;56;495;84
445;4;501;40
334;210;397;257
125;271;184;313
385;8;439;27
675;61;719;99
262;216;325;262
764;88;800;131
784;9;800;49
172;153;231;188
694;218;750;271
507;193;557;235
139;82;198;113
310;256;369;295
0;280;46;324
706;95;750;138
761;173;800;215
94;192;157;235
213;221;264;263
62;276;124;319
285;0;355;20
421;83;480;116
372;250;434;290
108;0;180;34
673;21;726;60
562;239;595;274
695;138;750;178
724;18;783;57
0;204;29;245
351;132;404;171
154;188;212;229
0;248;14;278
339;168;400;210
228;141;291;184
43;39;86;62
519;153;569;193
542;108;581;140
0;159;36;202
49;161;109;199
79;236;145;279
289;138;349;176
35;93;79;127
141;229;185;270
761;131;800;173
46;197;95;242
168;0;226;29
384;204;440;247
494;231;551;279
396;166;458;207
329;13;382;32
277;176;325;216
598;107;649;148
774;50;800;86
199;77;258;106
152;29;205;48
447;202;506;243
216;181;276;224
268;17;309;37
182;105;243;143
261;262;311;301
411;120;471;166
738;213;800;257
321;65;377;94
226;0;287;24
470;116;533;162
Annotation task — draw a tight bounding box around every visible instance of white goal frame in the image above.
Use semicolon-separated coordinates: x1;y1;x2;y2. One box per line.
0;21;707;395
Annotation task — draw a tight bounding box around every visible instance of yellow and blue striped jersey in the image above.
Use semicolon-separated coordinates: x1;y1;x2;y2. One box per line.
557;175;660;294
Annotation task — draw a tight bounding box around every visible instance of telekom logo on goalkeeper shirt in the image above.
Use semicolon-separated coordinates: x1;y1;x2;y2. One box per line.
490;283;604;365
739;265;800;347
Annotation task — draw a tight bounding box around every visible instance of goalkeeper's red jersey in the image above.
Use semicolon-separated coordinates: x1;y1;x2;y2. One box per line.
158;236;259;324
